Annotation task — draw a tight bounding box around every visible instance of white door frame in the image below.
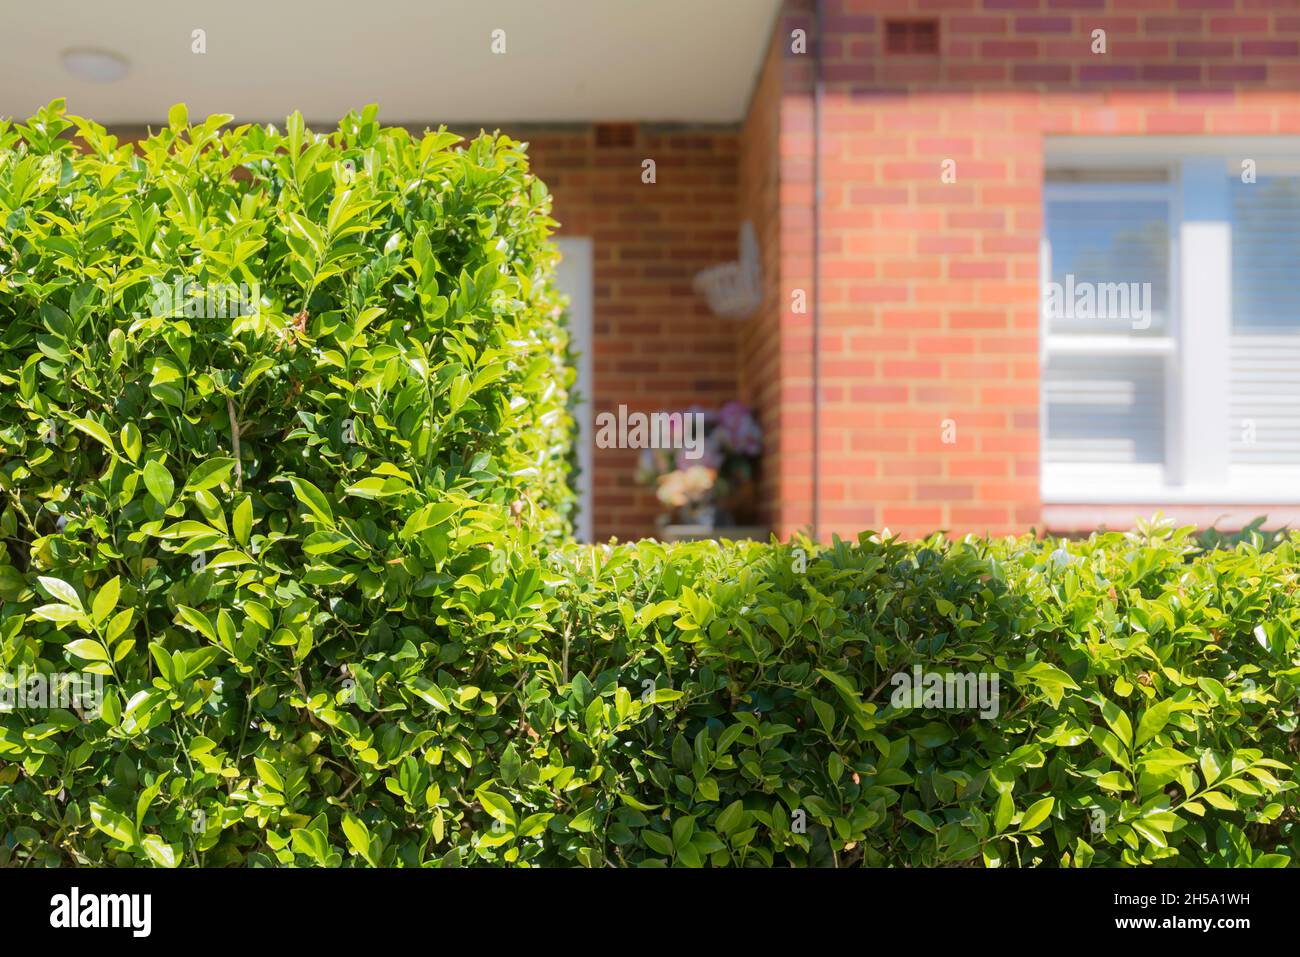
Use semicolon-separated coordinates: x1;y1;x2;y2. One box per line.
554;237;594;541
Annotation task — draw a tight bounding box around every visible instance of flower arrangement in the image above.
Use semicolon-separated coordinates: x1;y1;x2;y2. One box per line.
636;400;763;526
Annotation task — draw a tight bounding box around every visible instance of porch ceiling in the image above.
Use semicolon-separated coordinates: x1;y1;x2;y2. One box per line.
0;0;781;127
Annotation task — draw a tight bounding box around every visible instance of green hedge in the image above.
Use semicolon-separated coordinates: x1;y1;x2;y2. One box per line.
1;104;1297;867
5;514;1299;867
543;524;1300;867
0;101;575;865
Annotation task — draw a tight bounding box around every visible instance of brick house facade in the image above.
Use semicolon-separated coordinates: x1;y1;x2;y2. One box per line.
524;128;745;540
533;0;1300;542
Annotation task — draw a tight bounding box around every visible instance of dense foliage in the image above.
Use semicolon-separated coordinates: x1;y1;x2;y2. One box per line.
0;101;575;866
2;104;1297;867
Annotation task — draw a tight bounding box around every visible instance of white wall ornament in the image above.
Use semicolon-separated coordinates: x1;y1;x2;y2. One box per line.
693;220;763;320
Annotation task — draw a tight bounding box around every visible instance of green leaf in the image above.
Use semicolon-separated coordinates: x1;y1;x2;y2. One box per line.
904;809;937;833
671;814;697;849
618;792;660;812
38;576;82;610
91;575;120;626
70;417;115;453
475;787;516;826
1016;662;1079;708
1131;819;1167;848
1139;748;1196;776
569;806;598;833
1202;790;1237;811
1099;697;1133;750
1018;797;1054;831
518;813;552;839
341;814;374;863
89;801;138;847
185;457;237;492
253;757;284;792
283;475;334;525
105;608;134;645
408;677;449;713
1096;770;1130;792
32;603;86;623
141;835;179;868
143;460;174;505
232;495;253;546
715;800;746;836
1135;699;1174;748
176;605;217;642
65;638;110;662
993;789;1014;833
244;601;274;630
1199;750;1221;787
121;422;143;463
643;830;674;856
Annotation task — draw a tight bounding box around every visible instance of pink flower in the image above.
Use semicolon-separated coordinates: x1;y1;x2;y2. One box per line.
715;401;762;456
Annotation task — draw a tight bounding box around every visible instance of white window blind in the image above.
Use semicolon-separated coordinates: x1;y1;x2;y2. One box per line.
1044;355;1165;466
1045;198;1170;337
1230;176;1300;466
1042;186;1173;483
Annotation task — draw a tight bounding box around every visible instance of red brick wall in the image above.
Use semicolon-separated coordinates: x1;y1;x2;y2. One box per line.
741;2;819;542
741;20;792;534
507;0;1300;543
771;0;1300;541
522;127;743;541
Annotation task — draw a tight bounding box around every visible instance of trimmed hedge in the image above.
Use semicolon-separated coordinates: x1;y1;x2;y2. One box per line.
543;524;1300;867
0;102;574;865
1;105;1297;867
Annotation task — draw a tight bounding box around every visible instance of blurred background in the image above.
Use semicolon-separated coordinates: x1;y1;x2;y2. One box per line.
5;0;1300;543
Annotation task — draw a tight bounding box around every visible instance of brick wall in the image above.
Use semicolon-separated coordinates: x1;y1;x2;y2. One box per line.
500;0;1300;543
523;127;743;541
741;16;795;535
740;1;820;542
758;0;1300;542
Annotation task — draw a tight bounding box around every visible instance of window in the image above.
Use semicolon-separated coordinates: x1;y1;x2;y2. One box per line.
1230;176;1300;468
1042;180;1175;491
1042;143;1300;504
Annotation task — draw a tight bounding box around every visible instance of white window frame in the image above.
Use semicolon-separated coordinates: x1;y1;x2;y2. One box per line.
1042;138;1300;505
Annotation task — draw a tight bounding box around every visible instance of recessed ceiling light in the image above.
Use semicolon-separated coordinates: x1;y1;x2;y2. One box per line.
60;48;130;83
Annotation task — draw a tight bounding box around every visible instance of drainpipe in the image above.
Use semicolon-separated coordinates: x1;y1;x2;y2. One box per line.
811;0;824;541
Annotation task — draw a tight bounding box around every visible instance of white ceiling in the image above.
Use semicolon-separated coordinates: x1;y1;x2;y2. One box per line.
0;0;781;128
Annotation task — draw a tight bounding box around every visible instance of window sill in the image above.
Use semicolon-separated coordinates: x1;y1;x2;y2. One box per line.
1043;465;1300;506
1043;502;1300;533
